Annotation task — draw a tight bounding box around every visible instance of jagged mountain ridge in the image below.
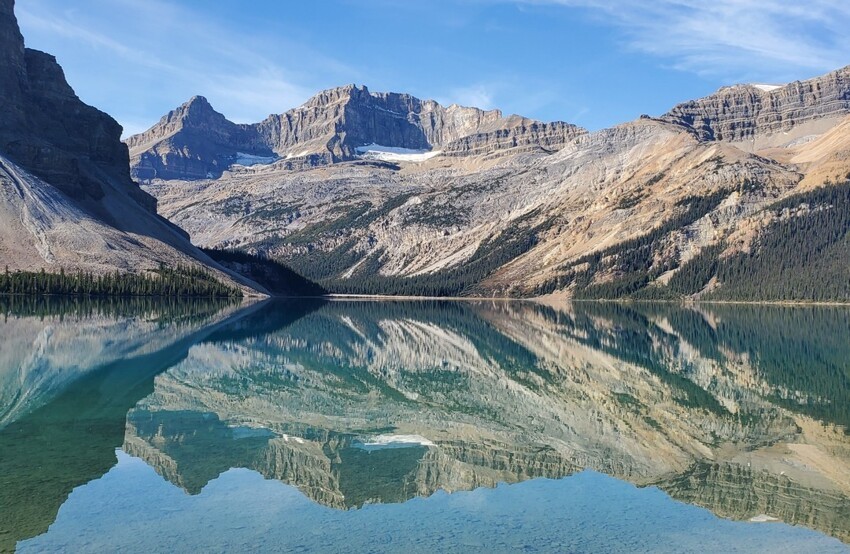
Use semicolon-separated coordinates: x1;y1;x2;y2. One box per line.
126;85;586;180
143;64;850;299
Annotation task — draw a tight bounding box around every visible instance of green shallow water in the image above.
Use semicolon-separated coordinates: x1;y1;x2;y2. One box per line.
1;298;849;553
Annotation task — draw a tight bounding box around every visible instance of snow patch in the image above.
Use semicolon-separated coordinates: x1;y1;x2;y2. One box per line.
233;152;278;166
751;84;783;92
353;434;435;451
285;149;313;160
355;143;441;163
281;433;305;444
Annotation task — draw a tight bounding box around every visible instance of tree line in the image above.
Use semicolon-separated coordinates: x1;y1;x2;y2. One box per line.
0;264;242;298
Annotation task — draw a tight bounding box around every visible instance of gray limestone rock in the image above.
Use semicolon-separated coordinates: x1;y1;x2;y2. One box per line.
127;84;587;180
662;66;850;145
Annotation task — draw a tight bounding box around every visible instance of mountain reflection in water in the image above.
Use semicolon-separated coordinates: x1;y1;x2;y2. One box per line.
1;298;848;552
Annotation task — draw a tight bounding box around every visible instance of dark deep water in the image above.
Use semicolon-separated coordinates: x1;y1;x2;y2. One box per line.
1;298;848;553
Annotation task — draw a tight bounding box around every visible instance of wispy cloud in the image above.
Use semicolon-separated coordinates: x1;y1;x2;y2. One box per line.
517;0;850;80
15;6;178;73
16;0;359;133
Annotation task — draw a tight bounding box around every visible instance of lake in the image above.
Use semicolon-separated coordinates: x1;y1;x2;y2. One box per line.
1;297;848;553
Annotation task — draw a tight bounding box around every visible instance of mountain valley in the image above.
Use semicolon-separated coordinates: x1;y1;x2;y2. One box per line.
2;0;850;301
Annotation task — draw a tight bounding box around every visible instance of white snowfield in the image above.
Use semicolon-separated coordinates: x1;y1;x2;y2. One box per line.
355;143;441;162
356;434;435;450
234;152;278;166
285;149;313;160
750;514;780;523
751;84;783;92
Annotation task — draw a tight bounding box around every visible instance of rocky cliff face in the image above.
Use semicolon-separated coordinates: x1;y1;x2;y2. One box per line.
0;0;25;129
124;34;850;300
0;1;152;212
127;84;586;179
662;66;850;148
659;462;850;543
0;0;265;291
145;65;850;299
145;117;800;297
126;96;273;181
441;116;582;156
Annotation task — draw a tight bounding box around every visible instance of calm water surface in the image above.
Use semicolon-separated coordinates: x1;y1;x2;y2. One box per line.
1;298;848;553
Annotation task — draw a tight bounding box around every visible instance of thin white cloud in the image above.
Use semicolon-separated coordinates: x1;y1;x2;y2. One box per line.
517;0;850;80
16;0;358;132
15;6;178;73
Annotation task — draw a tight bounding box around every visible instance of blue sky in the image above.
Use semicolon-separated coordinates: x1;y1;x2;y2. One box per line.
16;0;850;137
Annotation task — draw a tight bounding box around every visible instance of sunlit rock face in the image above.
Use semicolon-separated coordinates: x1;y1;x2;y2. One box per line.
126;86;586;180
141;67;850;298
123;300;850;541
662;66;850;147
143;117;803;297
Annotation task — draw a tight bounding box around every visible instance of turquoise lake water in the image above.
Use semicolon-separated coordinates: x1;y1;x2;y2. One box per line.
1;298;848;552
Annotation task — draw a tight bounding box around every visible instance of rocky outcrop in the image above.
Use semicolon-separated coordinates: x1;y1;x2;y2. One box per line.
0;2;153;211
126;96;274;181
127;84;586;179
441;116;583;156
0;0;267;292
662;66;850;147
658;463;850;543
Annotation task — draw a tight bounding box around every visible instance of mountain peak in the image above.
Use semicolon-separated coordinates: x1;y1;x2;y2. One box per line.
184;94;213;109
170;95;226;125
301;84;373;109
127;85;587;180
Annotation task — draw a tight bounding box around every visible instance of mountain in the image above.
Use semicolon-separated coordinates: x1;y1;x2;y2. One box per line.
126;85;586;180
139;65;850;301
0;0;267;293
661;66;850;148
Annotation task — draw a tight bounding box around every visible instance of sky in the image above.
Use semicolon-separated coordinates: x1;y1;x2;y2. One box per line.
15;0;850;137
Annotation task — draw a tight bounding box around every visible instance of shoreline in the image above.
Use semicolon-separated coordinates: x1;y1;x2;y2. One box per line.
322;293;850;307
322;294;535;302
3;291;849;307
